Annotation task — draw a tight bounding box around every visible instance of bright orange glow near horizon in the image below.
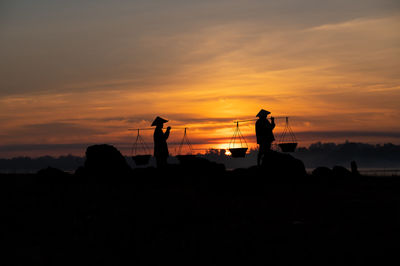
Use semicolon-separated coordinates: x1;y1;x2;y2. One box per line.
0;1;399;158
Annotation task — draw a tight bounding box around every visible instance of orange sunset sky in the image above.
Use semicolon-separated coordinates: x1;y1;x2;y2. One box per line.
1;0;399;157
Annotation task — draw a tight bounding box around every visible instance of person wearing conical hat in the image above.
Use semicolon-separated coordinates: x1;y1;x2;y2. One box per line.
255;109;275;167
152;116;171;168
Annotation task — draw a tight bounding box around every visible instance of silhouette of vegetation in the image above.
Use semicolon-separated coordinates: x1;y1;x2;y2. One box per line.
0;155;84;173
202;141;400;169
1;141;399;173
296;141;400;168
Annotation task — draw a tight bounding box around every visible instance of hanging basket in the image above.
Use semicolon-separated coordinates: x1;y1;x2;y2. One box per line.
176;128;196;162
278;117;298;152
131;129;152;165
229;122;249;158
229;147;248;158
278;143;297;152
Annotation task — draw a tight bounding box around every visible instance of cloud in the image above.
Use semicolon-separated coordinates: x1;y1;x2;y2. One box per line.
308;17;385;31
296;130;400;139
0;143;92;153
1;1;399;96
0;122;106;144
0;1;399;157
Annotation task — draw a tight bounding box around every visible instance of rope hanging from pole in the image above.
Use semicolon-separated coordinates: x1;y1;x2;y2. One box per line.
177;128;194;155
131;129;152;165
228;122;248;157
127;114;298;156
278;117;298;152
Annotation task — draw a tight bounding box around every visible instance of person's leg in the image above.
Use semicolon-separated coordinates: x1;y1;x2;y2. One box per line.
258;143;265;167
155;156;161;168
161;157;168;168
266;142;272;151
260;142;273;165
157;156;167;168
261;142;273;165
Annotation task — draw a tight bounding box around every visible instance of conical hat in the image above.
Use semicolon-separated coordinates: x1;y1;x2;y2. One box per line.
151;116;168;126
256;109;270;117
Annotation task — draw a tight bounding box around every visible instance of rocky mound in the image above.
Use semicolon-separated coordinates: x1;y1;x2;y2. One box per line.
75;144;133;179
261;150;306;178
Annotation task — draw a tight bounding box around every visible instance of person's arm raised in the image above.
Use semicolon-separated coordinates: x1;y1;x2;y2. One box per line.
164;126;171;139
270;117;276;129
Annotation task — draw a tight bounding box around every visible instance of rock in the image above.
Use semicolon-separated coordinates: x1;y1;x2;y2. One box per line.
37;166;69;177
261;151;306;178
312;167;333;178
176;155;225;173
80;144;133;179
36;167;70;182
332;165;352;178
312;166;354;182
74;166;86;176
351;161;360;176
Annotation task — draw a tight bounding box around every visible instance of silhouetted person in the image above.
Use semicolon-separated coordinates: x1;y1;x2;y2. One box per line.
152;116;171;168
351;160;360;176
255;109;275;167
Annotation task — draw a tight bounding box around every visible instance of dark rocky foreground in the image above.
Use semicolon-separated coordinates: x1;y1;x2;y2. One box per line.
2;145;400;265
